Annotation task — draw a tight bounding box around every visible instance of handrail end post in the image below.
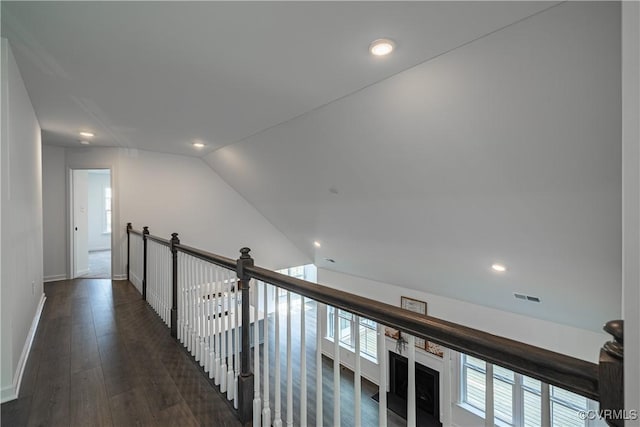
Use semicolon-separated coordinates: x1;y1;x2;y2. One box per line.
236;247;254;423
170;233;180;339
598;319;624;427
142;226;149;301
126;223;132;282
238;373;254;423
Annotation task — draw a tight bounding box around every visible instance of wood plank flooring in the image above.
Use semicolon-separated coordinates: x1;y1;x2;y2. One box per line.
257;297;405;427
1;279;408;427
1;279;240;427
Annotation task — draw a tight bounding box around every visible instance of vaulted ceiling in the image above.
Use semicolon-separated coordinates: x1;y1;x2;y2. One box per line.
2;1;621;331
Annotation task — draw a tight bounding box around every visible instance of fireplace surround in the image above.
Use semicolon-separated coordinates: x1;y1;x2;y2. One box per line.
387;351;441;426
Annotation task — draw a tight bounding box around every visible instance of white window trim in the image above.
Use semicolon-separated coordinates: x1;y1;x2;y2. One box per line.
458;353;603;427
326;307;378;362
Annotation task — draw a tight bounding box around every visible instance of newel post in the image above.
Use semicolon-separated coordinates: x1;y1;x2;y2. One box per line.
236;247;254;423
126;223;132;282
170;233;180;339
142;226;149;301
599;319;624;427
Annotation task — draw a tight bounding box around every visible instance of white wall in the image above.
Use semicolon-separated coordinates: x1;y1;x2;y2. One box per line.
118;149;309;270
318;268;607;363
41;146;310;281
0;39;45;402
42;145;67;281
317;268;609;427
87;171;110;251
622;1;640;423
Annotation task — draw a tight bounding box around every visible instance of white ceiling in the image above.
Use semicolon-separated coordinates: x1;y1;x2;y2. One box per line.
2;1;621;330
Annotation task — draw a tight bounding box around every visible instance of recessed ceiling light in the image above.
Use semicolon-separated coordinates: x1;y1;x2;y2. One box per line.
369;38;395;56
80;140;90;145
79;131;94;138
313;241;321;248
491;263;507;272
193;142;205;148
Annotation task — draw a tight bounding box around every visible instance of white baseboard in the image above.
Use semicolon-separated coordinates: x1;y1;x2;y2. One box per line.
43;274;67;283
1;293;46;403
112;274;127;281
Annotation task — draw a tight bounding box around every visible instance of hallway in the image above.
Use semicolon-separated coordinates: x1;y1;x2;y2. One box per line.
0;279;240;427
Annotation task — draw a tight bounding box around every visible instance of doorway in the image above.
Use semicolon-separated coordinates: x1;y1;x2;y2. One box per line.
71;169;112;279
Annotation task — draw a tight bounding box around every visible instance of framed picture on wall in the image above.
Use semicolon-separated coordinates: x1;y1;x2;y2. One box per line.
400;296;428;350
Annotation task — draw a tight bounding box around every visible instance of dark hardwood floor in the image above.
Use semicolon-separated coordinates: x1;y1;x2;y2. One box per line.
1;279;240;427
1;279;408;427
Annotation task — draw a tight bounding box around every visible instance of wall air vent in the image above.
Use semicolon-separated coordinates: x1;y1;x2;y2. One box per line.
514;293;541;303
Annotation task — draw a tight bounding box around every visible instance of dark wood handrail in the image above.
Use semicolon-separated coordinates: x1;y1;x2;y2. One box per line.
126;222;623;423
129;228;144;236
129;227;171;246
246;264;599;401
147;234;171;247
174;243;237;271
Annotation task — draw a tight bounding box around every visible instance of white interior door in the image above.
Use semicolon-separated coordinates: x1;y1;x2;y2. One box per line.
73;169;89;277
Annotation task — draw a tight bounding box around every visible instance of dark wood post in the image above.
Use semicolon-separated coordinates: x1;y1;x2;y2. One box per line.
170;233;180;339
599;319;624;427
126;223;132;282
142;226;149;301
236;247;254;424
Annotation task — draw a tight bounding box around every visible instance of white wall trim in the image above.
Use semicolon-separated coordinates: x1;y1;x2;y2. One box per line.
1;293;46;403
112;274;127;281
43;274;67;283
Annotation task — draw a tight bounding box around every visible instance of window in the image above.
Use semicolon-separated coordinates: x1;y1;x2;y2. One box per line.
104;187;112;233
460;354;594;427
327;306;377;361
276;266;305;297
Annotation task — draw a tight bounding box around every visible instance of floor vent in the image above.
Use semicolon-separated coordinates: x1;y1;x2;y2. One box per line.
514;293;541;303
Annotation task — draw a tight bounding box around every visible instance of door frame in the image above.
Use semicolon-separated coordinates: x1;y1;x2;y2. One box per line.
68;167;113;279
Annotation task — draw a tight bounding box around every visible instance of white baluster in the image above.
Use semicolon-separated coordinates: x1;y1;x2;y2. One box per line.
152;244;156;312
153;244;157;312
166;247;170;324
190;256;196;355
178;253;184;342
201;261;207;366
188;255;192;348
316;302;323;427
333;307;340;427
541;382;551;427
195;260;202;363
354;315;361;427
234;272;240;408
485;363;494;427
167;247;171;323
300;296;307;426
253;280;262;427
220;267;227;392
407;335;416;427
262;282;271;427
213;266;220;383
377;324;387;427
227;269;234;400
273;286;282;427
286;292;293;427
203;263;211;372
209;264;215;375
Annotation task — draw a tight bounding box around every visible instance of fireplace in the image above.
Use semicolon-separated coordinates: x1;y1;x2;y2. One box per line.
388;351;441;426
